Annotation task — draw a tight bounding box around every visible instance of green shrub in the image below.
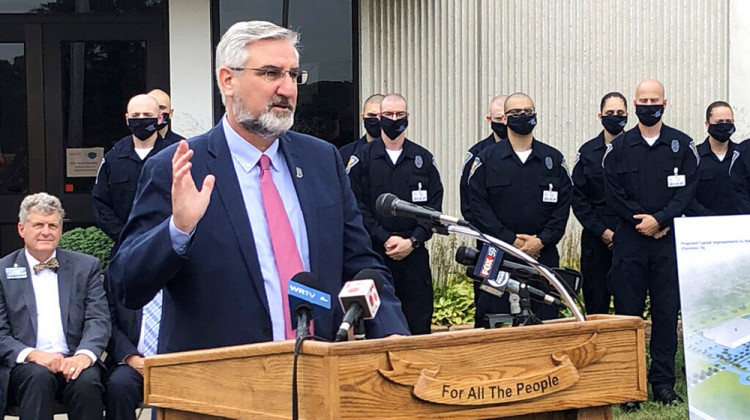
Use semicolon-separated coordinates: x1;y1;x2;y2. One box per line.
432;273;475;326
58;227;114;268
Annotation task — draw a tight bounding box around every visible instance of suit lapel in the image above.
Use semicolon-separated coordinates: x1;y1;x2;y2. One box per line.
205;125;270;315
56;251;73;336
279;134;319;276
14;251;39;338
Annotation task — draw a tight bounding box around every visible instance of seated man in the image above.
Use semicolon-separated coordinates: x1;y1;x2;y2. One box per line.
103;277;160;420
0;193;110;419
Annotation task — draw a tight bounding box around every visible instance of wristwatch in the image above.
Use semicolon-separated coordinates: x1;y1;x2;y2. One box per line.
409;237;422;249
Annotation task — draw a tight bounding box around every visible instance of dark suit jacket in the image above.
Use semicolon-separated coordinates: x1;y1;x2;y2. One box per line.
0;248;111;410
108;124;410;354
104;277;142;367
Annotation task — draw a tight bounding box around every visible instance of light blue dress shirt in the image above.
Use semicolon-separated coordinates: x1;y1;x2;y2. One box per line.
169;116;310;341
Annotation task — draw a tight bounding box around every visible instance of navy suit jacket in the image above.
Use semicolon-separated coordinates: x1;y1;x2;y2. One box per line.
108;124;410;353
0;248;111;410
104;277;142;367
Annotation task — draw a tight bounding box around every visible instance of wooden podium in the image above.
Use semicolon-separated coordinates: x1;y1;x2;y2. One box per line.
144;314;645;420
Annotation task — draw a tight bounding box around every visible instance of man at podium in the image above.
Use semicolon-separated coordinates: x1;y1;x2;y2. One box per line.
107;21;410;353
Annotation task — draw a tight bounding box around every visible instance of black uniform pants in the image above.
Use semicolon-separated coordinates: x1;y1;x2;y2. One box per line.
474;246;561;327
580;229;613;314
8;362;105;420
609;225;680;389
379;245;433;335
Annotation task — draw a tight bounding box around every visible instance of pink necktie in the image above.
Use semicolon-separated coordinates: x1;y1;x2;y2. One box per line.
259;154;304;339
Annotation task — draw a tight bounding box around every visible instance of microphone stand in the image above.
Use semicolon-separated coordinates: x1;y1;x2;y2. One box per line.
444;225;586;322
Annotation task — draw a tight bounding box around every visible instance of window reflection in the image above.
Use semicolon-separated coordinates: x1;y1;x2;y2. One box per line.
0;43;28;194
216;0;356;147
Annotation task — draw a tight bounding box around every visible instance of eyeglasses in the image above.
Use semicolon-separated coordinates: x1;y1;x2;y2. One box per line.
230;66;308;85
381;111;408;119
505;107;536;117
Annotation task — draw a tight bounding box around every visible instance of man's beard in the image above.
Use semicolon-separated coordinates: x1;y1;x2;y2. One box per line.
233;95;295;140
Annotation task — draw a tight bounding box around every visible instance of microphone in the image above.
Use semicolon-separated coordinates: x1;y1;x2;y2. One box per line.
335;269;383;342
456;245;583;294
375;193;471;227
479;273;565;309
287;272;331;340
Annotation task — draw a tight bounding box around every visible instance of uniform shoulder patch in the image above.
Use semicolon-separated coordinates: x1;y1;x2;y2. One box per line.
689;140;699;165
730;150;741;176
574;151;581;165
345;155;359;174
468;157;482;182
461;151;474;173
95;157;106;182
601;143;614;168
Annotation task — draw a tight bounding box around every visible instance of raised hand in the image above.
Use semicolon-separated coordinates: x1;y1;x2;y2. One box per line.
171;140;215;233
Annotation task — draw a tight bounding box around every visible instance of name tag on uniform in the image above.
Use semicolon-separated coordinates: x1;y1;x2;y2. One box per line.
542;183;558;203
412;182;428;203
5;266;27;279
667;167;686;188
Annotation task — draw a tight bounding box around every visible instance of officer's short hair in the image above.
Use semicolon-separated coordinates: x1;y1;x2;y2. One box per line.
363;94;384;108
215;21;300;105
600;92;627;111
19;193;65;225
706;101;732;122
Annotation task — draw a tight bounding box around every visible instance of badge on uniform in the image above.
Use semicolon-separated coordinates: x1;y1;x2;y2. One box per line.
542;183;558;203
5;265;27;280
667;167;686;188
345;156;359;174
671;139;680;153
545;156;553;170
415;155;423;169
412;182;428;203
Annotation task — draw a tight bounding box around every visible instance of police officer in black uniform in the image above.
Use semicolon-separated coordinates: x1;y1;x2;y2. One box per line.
687;101;742;216
92;94;170;248
603;79;697;408
148;88;185;144
460;94;507;220
467;92;571;325
571;92;628;315
340;94;384;169
348;93;443;335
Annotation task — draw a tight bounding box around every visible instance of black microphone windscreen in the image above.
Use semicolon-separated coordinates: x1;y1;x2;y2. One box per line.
291;271;319;288
455;246;480;266
352;268;384;291
375;193;398;217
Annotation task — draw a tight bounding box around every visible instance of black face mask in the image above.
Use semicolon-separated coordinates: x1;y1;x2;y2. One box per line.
128;117;158;141
491;121;507;139
708;122;735;143
601;115;627;135
363;117;381;138
635;104;664;127
506;113;537;136
155;113;170;130
380;117;408;140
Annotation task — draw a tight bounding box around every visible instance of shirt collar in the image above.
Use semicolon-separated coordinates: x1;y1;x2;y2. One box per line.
24;249;57;268
222;115;281;174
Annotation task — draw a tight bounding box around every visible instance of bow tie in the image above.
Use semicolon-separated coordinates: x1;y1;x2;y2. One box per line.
33;258;59;274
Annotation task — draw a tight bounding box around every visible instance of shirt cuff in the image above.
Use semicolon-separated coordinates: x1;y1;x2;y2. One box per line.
74;350;98;366
16;347;34;364
169;216;193;255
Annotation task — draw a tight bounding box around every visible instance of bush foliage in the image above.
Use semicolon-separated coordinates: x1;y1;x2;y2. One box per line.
432;273;475;326
58;226;114;268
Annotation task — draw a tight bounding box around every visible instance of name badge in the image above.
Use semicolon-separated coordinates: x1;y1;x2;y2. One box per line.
412;182;428;203
542;183;558;203
667;167;686;188
5;266;27;279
